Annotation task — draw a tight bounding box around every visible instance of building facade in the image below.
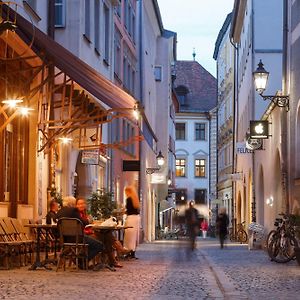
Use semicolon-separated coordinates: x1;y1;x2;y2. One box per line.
230;0;285;231
174;61;217;220
213;13;235;222
0;0;176;242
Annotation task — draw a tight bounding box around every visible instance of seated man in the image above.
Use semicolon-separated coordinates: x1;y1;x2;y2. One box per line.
56;196;104;269
46;200;59;224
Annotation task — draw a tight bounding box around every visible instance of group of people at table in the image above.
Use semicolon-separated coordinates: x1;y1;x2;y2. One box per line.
45;186;140;270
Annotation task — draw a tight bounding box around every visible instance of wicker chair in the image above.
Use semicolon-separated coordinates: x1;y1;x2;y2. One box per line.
56;218;89;271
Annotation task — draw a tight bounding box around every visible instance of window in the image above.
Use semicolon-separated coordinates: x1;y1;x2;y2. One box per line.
124;0;128;28
132;14;136;43
94;0;100;53
176;159;186;177
104;3;110;63
195;189;207;205
55;0;65;27
154;66;162;81
114;27;121;77
195;123;206;140
176;189;187;205
84;0;90;41
195;159;205;177
175;123;185;140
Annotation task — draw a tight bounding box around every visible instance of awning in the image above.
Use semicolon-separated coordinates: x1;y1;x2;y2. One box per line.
13;7;136;109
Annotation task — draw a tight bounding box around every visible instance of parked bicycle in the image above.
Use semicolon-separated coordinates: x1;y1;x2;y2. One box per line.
229;221;248;243
266;214;299;263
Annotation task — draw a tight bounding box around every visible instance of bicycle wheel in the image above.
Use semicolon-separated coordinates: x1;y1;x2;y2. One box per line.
271;235;297;263
266;230;278;259
237;230;248;243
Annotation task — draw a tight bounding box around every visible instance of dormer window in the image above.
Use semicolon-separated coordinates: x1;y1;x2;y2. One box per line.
175;85;189;105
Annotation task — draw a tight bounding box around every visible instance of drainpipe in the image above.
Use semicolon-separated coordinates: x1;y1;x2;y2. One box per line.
47;0;55;203
137;0;144;238
251;5;256;223
47;0;55;39
230;37;238;229
282;0;289;213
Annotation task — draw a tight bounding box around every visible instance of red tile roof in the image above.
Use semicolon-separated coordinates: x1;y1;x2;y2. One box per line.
174;60;217;112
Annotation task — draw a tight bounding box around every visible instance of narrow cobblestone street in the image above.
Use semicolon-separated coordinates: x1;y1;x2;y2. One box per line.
0;238;299;300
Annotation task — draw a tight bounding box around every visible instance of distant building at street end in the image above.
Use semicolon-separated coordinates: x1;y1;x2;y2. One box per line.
174;60;217;221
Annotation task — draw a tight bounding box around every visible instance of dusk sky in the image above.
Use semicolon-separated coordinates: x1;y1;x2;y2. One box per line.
157;0;235;77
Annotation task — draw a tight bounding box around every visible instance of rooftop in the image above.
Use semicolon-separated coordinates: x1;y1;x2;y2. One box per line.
174;60;217;112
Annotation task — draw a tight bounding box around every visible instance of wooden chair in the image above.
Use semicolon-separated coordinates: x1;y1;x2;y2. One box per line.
10;218;35;265
56;218;89;271
0;219;22;269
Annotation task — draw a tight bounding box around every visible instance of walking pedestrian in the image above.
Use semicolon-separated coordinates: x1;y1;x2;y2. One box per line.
216;207;229;249
185;201;199;250
201;219;208;239
123;185;140;259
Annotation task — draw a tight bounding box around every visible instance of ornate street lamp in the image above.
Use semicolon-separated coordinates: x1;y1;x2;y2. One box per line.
253;60;289;111
146;151;165;174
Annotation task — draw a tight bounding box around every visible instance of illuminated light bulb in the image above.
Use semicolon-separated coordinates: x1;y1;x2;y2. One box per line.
2;99;23;107
19;107;34;116
59;137;73;144
133;109;139;120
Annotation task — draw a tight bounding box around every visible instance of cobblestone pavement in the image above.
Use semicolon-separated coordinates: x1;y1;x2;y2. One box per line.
0;239;299;300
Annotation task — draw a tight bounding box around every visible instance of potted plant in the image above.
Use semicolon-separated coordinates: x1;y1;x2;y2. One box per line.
87;190;116;220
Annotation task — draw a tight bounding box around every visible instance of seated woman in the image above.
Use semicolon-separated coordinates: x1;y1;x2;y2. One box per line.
76;198;126;268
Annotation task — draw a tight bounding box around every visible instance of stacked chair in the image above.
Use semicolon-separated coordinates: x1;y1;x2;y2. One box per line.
0;218;35;269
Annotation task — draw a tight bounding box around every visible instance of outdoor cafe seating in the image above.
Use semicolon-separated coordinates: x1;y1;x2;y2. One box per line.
0;216;131;271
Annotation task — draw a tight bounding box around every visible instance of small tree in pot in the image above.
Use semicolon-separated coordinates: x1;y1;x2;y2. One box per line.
87;189;116;220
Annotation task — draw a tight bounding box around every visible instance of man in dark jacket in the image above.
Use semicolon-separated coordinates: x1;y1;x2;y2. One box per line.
185;201;199;250
56;196;103;267
46;200;59;224
216;207;229;249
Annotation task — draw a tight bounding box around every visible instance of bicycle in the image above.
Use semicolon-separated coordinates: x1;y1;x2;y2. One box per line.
229;221;248;243
266;214;299;263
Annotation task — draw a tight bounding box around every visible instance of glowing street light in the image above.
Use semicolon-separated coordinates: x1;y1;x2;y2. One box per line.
2;98;23;108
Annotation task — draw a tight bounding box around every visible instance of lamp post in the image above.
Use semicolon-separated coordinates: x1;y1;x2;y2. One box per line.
146;151;165;175
253;60;289;111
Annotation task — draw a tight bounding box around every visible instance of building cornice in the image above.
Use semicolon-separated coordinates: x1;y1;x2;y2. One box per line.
230;0;247;43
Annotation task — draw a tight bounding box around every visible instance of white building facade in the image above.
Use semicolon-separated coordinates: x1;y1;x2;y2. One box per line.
231;0;285;231
213;13;235;222
174;61;217;220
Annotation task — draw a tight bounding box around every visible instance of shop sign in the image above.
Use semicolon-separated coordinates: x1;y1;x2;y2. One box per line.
236;142;254;154
81;150;99;165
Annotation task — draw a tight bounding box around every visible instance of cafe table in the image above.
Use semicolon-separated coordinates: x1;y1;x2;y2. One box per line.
24;224;57;270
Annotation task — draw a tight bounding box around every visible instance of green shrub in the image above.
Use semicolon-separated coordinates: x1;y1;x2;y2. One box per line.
87;190;116;220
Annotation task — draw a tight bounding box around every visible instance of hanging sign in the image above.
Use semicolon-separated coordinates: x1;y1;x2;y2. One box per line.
81;150;99;165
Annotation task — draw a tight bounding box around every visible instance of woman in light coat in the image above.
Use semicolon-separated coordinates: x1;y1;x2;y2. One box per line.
123;186;140;259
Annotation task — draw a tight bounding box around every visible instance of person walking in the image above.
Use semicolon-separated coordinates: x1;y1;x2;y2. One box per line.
201;219;208;239
216;207;229;249
185;201;199;250
123;185;140;259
